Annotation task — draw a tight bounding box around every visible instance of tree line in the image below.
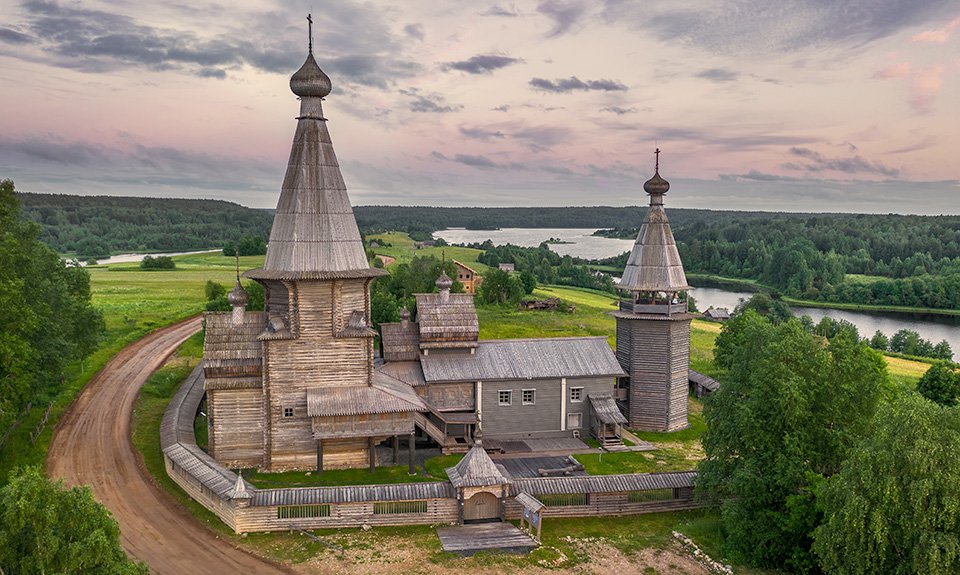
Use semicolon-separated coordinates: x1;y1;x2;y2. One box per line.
0;181;104;441
473;241;616;293
16;192;273;259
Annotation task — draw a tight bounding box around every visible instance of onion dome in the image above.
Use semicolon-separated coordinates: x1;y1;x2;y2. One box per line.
290;52;332;98
400;306;411;321
227;279;249;307
643;171;670;196
436;272;453;292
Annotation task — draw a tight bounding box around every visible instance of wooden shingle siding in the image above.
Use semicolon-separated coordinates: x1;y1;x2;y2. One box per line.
619;318;691;431
208;388;264;467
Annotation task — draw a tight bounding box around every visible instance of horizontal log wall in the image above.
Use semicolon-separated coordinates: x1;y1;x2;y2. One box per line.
208;388;264;467
164;456;238;531
234;498;458;533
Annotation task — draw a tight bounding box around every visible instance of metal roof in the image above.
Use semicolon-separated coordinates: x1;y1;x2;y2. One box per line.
252;482;454;506
421;337;626;383
511;471;696;496
588;394;628;424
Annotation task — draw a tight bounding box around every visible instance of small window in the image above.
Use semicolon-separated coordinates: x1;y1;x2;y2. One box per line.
522;389;536;405
498;390;512;406
283;407;294;418
570;387;583;402
567;412;582;429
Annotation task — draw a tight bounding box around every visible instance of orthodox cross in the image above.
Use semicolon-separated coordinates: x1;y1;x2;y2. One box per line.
655;147;661;172
307;13;313;54
235;248;240;282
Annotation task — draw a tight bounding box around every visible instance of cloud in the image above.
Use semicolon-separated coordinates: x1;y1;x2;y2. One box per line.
608;1;958;54
197;67;226;79
454;154;500;168
403;23;425;40
529;76;627;92
537;0;586;37
719;169;801;182
600;106;638;115
696;68;739;82
0;26;35;44
491;104;511;112
873;61;912;79
911;16;960;42
442;54;522;74
481;5;520;17
910;65;944;113
459;126;507;140
325;54;421;89
784;146;901;177
511;125;570;148
400;88;463;113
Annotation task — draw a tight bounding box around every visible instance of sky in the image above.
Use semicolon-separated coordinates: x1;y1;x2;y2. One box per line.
1;0;959;214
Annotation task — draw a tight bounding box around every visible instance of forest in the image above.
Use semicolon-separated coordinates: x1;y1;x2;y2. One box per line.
16;193;273;259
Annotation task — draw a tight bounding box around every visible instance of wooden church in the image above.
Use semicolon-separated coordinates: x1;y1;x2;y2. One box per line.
201;42;694;473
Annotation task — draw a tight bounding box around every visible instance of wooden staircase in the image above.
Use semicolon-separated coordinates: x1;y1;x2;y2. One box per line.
414;412;471;454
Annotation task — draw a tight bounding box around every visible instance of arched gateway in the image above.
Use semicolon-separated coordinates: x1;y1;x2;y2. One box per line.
445;433;511;524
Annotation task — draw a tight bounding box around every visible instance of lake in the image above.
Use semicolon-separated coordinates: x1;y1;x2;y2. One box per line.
434;228;634;260
86;249;221;266
694;286;959;361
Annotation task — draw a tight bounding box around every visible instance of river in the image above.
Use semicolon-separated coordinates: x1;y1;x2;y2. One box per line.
84;249;221;266
693;287;959;361
435;227;958;360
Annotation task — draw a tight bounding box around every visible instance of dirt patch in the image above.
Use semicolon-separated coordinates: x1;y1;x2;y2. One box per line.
291;534;709;575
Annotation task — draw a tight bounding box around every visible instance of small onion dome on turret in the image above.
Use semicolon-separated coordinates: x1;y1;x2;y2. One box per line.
436;272;453;292
227;279;249;307
290;53;332;98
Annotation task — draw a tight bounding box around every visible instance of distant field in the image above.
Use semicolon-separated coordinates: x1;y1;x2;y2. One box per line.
368;231;492;273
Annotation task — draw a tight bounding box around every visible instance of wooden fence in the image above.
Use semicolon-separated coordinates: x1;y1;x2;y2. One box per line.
162;365;699;535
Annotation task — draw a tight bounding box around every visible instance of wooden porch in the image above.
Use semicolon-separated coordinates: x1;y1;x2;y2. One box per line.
436;522;538;556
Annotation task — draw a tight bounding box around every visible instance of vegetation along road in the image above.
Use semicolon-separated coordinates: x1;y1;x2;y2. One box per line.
45;316;292;575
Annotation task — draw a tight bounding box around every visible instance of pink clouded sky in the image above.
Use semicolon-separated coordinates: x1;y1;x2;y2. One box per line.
0;1;958;214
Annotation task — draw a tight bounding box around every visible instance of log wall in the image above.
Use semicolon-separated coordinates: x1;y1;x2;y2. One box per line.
233;498;459;533
617;317;691;431
264;279;372;470
208;388;264;468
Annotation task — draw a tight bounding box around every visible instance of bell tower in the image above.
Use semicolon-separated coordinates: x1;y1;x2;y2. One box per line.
612;150;693;431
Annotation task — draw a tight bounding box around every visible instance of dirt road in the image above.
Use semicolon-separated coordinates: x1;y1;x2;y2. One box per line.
47;316;292;575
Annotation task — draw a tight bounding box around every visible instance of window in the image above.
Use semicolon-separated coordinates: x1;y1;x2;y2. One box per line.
374;501;427;514
283;407;294;418
498;390;512;406
277;504;330;519
567;412;582;429
522;389;536;405
570;387;583;402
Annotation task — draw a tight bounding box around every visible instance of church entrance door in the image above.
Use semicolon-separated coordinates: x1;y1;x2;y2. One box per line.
464;492;500;523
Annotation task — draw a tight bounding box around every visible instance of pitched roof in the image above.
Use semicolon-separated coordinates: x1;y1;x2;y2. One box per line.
202;311;263;370
380;322;421;362
452;260;479;274
688;369;720;392
421;337;626;382
245;52;383;280
589;394;628;424
252;482;454;506
446;442;512;488
619;167;689;292
306;384;425;417
376;360;427;387
415;292;479;345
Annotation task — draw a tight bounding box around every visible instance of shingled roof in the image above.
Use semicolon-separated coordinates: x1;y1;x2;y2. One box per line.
415;292;479;346
245;51;384;282
202;312;263;390
619;156;689;292
446;441;511;488
421;337;625;383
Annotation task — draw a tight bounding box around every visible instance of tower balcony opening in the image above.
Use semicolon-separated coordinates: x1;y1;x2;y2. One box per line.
618;290;689;315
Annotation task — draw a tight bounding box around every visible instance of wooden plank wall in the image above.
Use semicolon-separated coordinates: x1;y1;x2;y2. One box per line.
619;318;692;431
503;492;699;519
164;457;237;531
234;499;458;533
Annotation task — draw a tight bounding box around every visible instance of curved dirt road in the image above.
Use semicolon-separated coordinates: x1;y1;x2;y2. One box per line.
47;316;292;575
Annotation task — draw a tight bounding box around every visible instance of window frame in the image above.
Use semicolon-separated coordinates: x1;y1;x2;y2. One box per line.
498;390;512;406
522;388;536;405
567;412;582;429
282;406;294;418
570;386;584;403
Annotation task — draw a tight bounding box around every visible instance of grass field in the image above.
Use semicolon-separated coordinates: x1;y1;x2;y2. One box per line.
367;231;492;273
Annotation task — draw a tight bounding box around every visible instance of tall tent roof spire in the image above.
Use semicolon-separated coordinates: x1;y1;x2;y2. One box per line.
618;148;689;292
245;22;384;282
